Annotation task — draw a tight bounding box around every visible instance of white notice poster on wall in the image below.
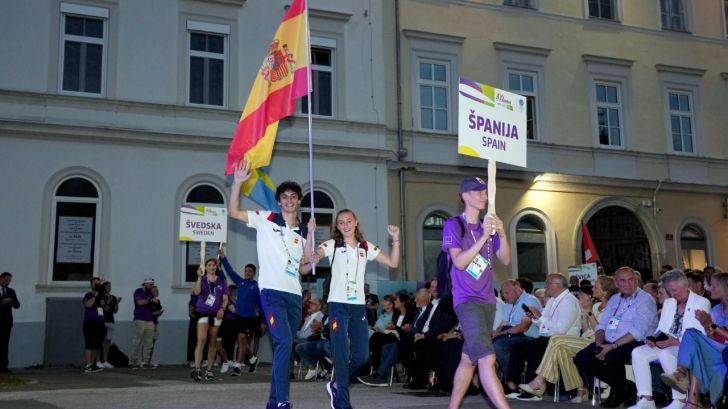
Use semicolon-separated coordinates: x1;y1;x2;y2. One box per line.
56;216;93;263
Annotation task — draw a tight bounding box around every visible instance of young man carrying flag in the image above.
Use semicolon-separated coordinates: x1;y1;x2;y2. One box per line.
229;160;314;409
225;0;313;407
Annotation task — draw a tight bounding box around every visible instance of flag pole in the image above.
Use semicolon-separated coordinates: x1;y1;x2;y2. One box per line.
487;160;497;235
304;0;316;275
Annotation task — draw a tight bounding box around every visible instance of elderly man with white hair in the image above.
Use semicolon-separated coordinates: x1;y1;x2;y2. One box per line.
628;269;711;409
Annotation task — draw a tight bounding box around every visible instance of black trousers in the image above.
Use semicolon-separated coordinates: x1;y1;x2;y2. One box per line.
507;336;550;384
406;337;442;385
440;338;464;392
0;323;11;370
573;341;643;397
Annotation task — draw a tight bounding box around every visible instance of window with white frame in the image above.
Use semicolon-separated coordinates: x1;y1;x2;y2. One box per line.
681;224;707;270
589;0;616;20
668;90;694;153
418;60;450;131
496;42;550;142
594;82;623;146
50;177;101;282
514;215;547;282
503;0;536;8
660;0;688;31
188;21;228;106
301;46;334;117
59;3;108;95
184;184;225;282
300;190;335;248
507;71;537;140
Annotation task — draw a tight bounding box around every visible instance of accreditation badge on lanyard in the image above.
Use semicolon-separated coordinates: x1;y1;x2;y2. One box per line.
345;246;362;301
465;225;490;280
205;281;217;307
283;229;300;277
466;254;489;280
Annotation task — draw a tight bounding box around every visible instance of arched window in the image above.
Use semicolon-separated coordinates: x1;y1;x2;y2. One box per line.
300;190;336;286
301;190;336;244
184;183;225;282
514;214;548;282
681;224;707;270
423;212;448;282
50;176;101;281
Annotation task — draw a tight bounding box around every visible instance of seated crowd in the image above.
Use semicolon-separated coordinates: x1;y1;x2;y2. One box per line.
326;265;727;409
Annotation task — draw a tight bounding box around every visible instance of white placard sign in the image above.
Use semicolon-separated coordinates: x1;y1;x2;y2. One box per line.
567;263;599;283
179;205;228;243
458;77;528;168
56;216;93;263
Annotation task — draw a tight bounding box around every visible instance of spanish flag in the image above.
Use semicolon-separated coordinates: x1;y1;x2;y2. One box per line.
225;0;309;210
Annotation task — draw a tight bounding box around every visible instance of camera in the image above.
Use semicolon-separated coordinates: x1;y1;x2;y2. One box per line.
94;283;106;296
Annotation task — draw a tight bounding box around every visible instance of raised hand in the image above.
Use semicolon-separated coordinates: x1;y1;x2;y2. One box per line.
233;159;252;184
387;225;400;239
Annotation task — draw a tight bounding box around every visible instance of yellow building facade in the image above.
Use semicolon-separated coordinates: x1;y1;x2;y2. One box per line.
386;0;728;283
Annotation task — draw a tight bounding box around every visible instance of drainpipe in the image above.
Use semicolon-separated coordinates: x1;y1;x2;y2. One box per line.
395;0;408;280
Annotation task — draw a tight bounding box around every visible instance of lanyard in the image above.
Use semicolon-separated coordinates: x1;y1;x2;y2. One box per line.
614;294;636;317
344;242;361;283
205;276;216;297
278;224;302;265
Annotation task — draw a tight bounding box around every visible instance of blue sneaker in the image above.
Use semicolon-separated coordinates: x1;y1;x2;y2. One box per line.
276;402;292;409
326;381;342;409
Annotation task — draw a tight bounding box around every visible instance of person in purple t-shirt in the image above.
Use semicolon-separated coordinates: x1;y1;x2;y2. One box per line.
191;258;229;382
82;277;108;373
443;177;512;409
130;277;159;369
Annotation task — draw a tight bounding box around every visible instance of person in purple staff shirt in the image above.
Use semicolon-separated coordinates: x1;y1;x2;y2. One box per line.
190;258;229;382
442;177;512;409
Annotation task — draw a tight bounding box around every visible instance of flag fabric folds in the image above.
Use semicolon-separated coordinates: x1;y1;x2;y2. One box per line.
581;221;599;264
225;0;309;210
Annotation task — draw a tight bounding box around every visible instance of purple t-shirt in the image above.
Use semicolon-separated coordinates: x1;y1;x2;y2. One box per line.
83;292;106;322
442;216;500;307
133;288;154;321
195;276;229;314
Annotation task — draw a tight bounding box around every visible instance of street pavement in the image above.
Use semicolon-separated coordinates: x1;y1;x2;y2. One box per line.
0;365;590;409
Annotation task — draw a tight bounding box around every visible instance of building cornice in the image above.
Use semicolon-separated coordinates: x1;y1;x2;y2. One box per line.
193;0;246;7
494;42;551;56
582;54;635;67
403;29;466;45
655;64;706;77
0;119;395;162
309;8;352;21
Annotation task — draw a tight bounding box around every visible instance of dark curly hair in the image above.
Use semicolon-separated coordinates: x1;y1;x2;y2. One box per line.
275;181;302;202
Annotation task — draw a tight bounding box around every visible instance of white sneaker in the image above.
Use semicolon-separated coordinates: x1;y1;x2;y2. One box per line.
233;362;241;369
304;368;317;380
221;361;230;373
663;400;686;409
627;397;657;409
100;361;114;369
249;356;258;365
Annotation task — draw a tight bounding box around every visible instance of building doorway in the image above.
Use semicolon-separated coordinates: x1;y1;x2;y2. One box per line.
584;206;653;279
